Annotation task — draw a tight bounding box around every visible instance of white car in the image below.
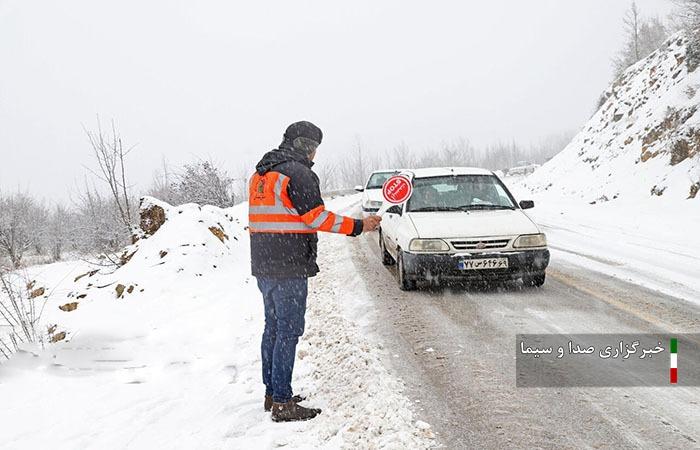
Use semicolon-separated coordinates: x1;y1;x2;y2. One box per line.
355;169;402;217
378;167;549;290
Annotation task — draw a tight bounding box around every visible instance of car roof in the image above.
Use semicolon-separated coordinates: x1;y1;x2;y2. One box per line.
369;169;404;174
403;167;494;178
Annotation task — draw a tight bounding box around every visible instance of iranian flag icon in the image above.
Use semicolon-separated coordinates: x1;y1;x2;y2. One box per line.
670;338;678;384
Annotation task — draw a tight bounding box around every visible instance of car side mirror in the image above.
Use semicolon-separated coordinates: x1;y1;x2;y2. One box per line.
519;200;535;210
386;205;402;215
354;185;365;192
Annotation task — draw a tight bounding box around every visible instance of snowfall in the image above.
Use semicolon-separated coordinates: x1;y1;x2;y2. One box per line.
4;16;700;450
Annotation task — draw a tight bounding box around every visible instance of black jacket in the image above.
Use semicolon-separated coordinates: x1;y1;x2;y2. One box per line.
250;145;363;278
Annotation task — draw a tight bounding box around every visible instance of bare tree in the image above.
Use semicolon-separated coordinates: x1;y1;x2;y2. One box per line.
0;193;35;268
47;204;72;262
390;141;414;170
0;269;45;359
613;3;668;76
630;2;641;61
335;136;370;188
83;118;136;230
613;2;642;76
352;136;366;185
72;179;129;260
316;161;339;192
28;201;49;257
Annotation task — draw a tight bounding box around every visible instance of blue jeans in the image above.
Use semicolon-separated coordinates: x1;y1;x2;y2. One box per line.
256;277;308;403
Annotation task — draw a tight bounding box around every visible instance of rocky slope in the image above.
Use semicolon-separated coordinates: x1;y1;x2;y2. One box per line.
524;32;700;202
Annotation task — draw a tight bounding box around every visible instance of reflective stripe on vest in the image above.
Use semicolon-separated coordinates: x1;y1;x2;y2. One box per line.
330;213;343;233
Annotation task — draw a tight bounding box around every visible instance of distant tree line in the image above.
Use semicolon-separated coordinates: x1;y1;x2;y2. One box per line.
0;119;572;269
314;132;573;191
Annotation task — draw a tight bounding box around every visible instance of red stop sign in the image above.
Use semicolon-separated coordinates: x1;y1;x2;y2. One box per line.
382;175;413;204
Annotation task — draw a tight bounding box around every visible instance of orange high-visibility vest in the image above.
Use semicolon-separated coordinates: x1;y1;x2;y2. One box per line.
248;171;355;234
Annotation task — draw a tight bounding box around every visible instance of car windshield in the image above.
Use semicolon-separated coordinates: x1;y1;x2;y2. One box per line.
366;172;396;189
406;175;516;212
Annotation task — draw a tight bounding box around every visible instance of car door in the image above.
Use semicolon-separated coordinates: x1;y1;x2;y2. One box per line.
381;204;403;257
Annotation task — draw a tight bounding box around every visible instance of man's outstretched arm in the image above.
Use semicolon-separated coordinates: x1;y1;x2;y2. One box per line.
288;167;380;236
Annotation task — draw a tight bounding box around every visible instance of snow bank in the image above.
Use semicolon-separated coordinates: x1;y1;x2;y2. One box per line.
524;32;700;203
506;177;700;305
0;196;433;449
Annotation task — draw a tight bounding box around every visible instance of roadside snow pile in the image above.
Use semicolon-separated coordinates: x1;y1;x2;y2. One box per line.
523;32;700;202
0;196;433;449
300;199;436;448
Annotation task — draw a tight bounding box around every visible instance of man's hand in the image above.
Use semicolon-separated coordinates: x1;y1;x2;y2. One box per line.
362;215;382;232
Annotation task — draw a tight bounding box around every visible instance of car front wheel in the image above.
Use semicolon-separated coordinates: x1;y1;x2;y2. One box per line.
397;250;417;291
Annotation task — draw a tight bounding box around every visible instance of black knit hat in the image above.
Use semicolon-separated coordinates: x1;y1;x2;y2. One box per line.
283;121;323;146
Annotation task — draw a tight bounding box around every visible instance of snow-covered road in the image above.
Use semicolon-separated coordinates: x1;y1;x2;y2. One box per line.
343;201;700;448
526;200;700;306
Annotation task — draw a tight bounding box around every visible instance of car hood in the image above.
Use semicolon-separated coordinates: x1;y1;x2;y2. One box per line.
407;210;540;238
363;188;384;203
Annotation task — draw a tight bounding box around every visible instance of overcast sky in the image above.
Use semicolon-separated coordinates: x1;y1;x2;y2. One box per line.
0;0;676;201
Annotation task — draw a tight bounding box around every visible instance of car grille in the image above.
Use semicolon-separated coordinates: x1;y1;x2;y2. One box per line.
450;238;510;250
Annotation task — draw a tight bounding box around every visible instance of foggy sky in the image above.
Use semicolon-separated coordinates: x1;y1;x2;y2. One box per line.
0;0;675;201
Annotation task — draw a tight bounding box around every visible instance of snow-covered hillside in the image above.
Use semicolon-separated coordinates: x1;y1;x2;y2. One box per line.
524;32;700;202
0;196;434;449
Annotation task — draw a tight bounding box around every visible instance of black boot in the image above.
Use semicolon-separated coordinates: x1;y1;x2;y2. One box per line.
264;394;305;412
271;400;321;422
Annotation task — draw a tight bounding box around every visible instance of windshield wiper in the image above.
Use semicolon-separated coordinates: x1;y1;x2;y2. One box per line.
458;204;515;210
409;206;463;212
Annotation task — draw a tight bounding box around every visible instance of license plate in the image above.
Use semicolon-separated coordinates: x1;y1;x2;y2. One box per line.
458;258;509;270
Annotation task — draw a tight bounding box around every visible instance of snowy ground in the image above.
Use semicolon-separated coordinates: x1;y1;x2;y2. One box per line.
506;175;700;305
2;183;697;449
0;196;434;450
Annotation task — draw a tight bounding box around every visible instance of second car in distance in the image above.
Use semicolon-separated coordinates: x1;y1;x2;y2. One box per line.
355;169;401;217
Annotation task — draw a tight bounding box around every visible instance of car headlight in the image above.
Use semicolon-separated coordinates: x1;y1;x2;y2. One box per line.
513;233;547;248
409;239;450;252
364;200;382;209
